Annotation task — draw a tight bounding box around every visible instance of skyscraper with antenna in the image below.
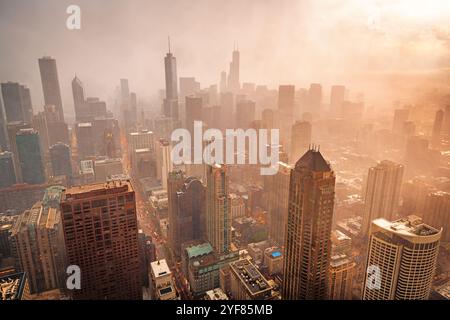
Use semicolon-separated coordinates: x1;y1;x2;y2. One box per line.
164;36;179;119
227;44;240;93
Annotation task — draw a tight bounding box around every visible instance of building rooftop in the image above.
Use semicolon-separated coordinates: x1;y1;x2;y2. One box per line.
62;180;133;201
230;259;272;296
151;259;171;278
205;288;229;300
77;122;92;128
295;149;331;172
186;242;214;259
0;272;28;300
435;281;450;300
333;229;351;242
270;251;282;258
330;254;353;268
372;215;442;243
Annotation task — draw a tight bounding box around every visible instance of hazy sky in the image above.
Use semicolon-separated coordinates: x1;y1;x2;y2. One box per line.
1;0;450;116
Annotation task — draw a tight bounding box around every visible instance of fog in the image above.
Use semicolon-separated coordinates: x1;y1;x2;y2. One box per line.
1;0;450;117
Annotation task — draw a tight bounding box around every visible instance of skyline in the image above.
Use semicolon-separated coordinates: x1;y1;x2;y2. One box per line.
1;0;450;304
1;0;450;117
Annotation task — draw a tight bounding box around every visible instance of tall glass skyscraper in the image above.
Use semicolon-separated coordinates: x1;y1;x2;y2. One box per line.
38;56;64;122
16;128;45;185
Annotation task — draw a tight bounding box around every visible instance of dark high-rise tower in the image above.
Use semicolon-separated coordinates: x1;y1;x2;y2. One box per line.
38;57;64;122
72;76;85;121
283;148;335;300
1;82;33;123
164;40;178;100
0;93;9;151
227;48;240;93
168;172;206;259
49;142;72;179
15;128;45;185
0;151;16;187
164;39;179;120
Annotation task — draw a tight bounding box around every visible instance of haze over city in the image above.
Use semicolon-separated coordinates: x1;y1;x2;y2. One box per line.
1;0;450;119
1;0;450;305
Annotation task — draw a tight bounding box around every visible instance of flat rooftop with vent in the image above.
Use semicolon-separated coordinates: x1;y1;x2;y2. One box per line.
229;258;273;299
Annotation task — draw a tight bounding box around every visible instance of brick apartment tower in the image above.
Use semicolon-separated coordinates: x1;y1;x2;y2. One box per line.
60;180;141;299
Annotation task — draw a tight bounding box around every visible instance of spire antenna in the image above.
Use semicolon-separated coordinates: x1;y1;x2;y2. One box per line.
168;36;171;54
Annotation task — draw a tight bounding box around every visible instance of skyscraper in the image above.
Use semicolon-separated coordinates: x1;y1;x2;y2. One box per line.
422;191;450;243
431;109;444;148
0;151;16;188
282;148;335;300
220;71;227;93
179;77;200;100
167;170;186;258
328;254;355;300
266;161;291;247
32;112;50;159
278;85;295;116
7;121;31;183
156;139;173;190
38;57;64;122
362;160;404;235
220;92;234;129
185;96;203;135
261;108;274;129
150;259;179;300
206;164;231;255
392;108;409;134
43;104;70;146
1;82;33;123
362;216;441;300
290;121;312;163
49;142;72;179
164;42;179;120
0;95;8;151
164;45;178;100
442;105;450;137
72;75;85;121
11;186;66;293
330;85;346;115
227;49;240;93
169;175;206;258
235;100;255;129
308;83;322;113
15;129;45;185
60;180;141;299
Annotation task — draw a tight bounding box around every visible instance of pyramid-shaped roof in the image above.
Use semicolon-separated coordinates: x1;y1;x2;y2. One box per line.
295;149;331;172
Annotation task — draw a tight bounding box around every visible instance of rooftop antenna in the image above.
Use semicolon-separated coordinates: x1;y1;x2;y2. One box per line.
168;36;171;54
